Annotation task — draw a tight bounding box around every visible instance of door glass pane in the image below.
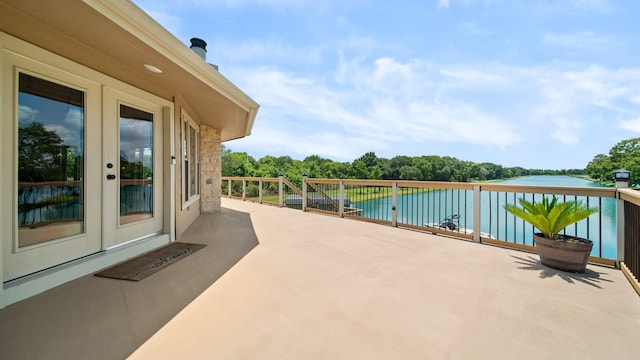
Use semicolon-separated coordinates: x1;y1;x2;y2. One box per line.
17;73;85;247
119;104;153;225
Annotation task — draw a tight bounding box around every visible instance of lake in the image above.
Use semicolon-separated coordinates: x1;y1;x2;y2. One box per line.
355;175;617;259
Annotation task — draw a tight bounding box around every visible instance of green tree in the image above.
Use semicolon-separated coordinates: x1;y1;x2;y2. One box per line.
412;157;433;180
356;152;378;168
399;165;422;180
585;138;640;185
388;156;412;179
377;158;392;179
370;165;382;180
320;161;349;179
351;160;369;179
608;138;640;185
303;155;332;178
221;146;256;177
18;122;69;182
255;155;280;177
585;154;613;182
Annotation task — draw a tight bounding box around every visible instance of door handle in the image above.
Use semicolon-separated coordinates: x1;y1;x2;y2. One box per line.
106;174;116;180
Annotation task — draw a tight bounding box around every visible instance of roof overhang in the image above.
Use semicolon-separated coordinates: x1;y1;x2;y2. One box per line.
0;0;259;141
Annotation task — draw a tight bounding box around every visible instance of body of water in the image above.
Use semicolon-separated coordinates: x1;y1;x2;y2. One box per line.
355;175;617;259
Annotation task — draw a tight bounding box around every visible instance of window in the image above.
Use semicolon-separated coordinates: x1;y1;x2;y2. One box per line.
182;111;199;206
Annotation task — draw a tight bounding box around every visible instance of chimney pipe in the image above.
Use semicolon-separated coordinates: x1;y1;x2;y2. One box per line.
190;37;207;60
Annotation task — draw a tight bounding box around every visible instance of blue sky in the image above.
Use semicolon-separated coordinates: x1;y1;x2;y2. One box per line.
133;0;640;169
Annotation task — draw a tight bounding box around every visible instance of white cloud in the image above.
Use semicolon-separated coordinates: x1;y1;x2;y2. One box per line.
439;67;509;88
460;22;491;36
373;57;414;80
369;98;521;148
43;124;82;150
543;32;618;50
18;105;39;125
210;39;326;67
534;0;615;14
549;119;581;145
619;118;640;133
528;65;640;142
145;0;332;11
64;108;84;128
233;57;640;162
226;57;529;161
568;0;615;13
436;0;499;9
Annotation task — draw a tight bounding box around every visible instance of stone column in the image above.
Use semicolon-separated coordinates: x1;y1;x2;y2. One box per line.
200;125;222;212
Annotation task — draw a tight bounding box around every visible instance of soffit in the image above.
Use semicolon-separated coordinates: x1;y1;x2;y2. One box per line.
0;0;258;141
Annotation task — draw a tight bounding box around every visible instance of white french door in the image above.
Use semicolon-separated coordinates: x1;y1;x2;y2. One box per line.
102;88;164;248
2;37;170;282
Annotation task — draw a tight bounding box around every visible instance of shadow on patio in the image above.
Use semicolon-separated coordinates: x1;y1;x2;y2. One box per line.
0;208;259;360
511;254;615;289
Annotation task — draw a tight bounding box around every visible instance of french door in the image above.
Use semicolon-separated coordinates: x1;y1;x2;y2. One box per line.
3;54;166;280
102;88;164;248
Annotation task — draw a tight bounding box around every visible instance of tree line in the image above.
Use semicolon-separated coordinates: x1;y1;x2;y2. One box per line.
222;146;585;187
586;137;640;186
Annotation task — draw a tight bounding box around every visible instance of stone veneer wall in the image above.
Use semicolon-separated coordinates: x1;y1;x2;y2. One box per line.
200;125;222;212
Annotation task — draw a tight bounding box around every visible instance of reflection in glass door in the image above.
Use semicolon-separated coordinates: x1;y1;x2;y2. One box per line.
119;105;154;225
17;73;85;247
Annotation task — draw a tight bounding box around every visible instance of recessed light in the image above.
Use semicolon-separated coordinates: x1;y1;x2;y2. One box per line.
144;64;163;73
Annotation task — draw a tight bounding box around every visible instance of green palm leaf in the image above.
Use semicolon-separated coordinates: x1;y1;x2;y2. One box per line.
504;196;599;239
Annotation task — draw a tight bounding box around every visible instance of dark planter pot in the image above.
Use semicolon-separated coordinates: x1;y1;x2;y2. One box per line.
533;233;593;273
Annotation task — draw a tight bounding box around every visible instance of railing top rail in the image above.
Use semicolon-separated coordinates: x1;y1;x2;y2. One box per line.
346;179;397;186
337;179;472;188
397;181;474;190
478;183;616;198
619;188;640;207
305;178;342;185
221;176;279;182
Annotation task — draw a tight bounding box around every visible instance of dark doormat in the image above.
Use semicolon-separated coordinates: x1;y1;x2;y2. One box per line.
95;242;206;281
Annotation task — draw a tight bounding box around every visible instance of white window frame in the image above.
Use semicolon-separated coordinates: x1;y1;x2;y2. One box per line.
181;110;200;208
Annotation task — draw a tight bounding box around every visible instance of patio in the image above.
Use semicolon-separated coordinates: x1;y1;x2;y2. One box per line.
135;198;640;359
2;197;640;359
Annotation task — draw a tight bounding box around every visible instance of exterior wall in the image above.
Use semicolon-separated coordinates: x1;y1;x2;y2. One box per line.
200;125;222;213
174;99;224;238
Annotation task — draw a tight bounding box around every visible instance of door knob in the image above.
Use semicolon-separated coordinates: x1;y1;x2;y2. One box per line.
106;174;116;180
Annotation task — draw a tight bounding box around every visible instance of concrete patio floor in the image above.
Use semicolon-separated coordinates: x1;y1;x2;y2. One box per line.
130;198;640;360
2;197;639;359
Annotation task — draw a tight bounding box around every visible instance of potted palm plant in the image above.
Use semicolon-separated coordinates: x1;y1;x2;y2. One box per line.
504;195;599;273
